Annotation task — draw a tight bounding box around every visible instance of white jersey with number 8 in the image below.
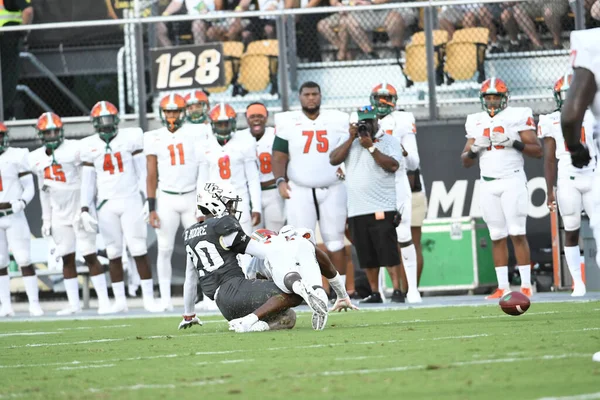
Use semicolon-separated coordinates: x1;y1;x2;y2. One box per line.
465;107;536;179
538;109;596;178
253;127;276;183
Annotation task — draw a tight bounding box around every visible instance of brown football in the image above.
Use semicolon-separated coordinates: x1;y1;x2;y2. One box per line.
499;291;531;316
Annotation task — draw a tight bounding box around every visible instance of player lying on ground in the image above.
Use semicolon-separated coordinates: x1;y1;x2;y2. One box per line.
180;181;306;332
238;226;359;333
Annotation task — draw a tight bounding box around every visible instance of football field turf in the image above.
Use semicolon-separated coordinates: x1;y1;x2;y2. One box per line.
1;301;599;400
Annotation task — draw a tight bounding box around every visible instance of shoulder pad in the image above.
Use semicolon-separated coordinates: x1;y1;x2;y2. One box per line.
214;215;243;236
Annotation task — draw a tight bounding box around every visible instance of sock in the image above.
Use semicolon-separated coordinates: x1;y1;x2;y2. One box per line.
0;275;12;308
495;266;509;289
159;281;171;306
140;279;155;301
63;278;80;310
91;273;110;306
402;244;418;292
564;246;583;284
291;280;303;296
518;265;531;288
22;275;40;305
112;280;126;303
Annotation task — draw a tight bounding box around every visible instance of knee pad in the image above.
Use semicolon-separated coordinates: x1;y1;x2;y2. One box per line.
128;239;147;258
489;227;508;241
325;240;344;253
561;213;582;232
507;224;526;238
13;252;31;268
106;244;123;261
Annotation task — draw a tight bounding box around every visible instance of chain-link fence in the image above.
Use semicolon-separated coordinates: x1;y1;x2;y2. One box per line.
1;0;599;137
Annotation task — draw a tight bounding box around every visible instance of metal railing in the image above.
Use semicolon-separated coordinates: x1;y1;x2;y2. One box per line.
0;0;590;137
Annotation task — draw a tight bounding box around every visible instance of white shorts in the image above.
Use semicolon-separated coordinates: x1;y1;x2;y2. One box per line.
51;223;97;258
97;195;147;260
479;173;528;241
286;181;347;252
268;237;322;294
557;174;594;231
156;190;197;252
0;211;31;268
396;173;413;243
257;188;285;232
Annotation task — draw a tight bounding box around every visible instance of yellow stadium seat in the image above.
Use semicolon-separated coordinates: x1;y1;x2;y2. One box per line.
404;43;434;83
451;27;489;44
444;29;489;82
410;30;449;47
239;40;279;93
206;41;244;94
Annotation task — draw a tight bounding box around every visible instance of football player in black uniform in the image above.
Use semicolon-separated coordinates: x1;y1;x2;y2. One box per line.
179;182;302;332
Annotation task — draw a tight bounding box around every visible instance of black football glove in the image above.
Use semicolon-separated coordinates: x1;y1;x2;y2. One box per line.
568;143;591;169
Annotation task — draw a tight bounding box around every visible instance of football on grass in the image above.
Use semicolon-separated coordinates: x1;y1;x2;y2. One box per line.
499;291;530;316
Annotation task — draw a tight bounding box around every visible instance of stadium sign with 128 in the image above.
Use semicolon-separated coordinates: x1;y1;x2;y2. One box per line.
150;43;224;92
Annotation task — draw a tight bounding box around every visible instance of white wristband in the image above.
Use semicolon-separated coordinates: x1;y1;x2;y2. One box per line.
327;273;348;299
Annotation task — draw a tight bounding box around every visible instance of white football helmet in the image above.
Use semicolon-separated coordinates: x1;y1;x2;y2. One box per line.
197;182;242;219
279;225;316;245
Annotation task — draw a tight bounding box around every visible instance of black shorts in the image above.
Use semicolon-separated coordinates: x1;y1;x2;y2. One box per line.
348;212;400;269
215;276;285;321
244;18;276;39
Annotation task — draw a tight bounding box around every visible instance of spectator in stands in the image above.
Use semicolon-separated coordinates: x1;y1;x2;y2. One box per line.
498;5;524;52
512;0;568;50
286;0;330;62
158;0;215;47
1;0;33;119
241;0;281;46
318;0;414;60
330;106;403;303
591;0;600;20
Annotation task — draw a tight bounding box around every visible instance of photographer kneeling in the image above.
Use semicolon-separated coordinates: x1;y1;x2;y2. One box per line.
330;106;404;303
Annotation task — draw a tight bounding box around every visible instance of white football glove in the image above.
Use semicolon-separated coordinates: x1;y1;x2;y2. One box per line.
178;314;202;330
330;297;360;312
470;136;491;153
80;211;98;233
228;313;259;333
10;199;26;214
41;220;52;238
142;201;150;223
490;131;514;148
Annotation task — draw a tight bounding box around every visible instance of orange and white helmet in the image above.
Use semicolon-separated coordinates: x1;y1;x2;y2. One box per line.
553;73;572;110
479;77;509;117
184;90;210;124
209;102;237;144
370;83;398;116
36;112;64;150
0;122;8;151
159;93;186;131
251;228;278;243
91;101;120;141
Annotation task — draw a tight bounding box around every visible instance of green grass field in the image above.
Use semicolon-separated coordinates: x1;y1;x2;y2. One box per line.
1;302;599;400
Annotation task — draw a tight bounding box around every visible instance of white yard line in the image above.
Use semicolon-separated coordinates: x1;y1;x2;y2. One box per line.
0;332;60;337
197;359;253;365
56;324;132;331
56;364;116;371
0;324;132;337
87;379;227;393
538;392;600;400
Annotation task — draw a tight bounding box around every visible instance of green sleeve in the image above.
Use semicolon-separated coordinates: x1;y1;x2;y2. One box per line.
272;136;289;154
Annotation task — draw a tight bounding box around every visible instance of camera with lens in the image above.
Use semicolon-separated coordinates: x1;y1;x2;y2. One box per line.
357;120;371;137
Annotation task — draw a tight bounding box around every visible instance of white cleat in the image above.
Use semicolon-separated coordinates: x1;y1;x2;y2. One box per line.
162;302;174;312
109;300;128;314
29;303;44;317
56;307;81;316
128;285;139;297
406;290;423;304
0;305;15;317
310;287;329;331
571;283;586;297
143;300;165;313
297;280;328;317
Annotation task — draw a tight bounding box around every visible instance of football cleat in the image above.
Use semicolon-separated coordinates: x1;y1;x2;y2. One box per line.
520;287;533;298
56;306;81;316
406;290;423;304
571;282;586;297
0;305;15;317
485;288;509;300
29;303;44;317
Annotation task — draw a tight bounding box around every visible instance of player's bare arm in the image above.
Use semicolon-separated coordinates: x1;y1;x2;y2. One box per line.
272;140;291;199
543;137;558;211
80;162;95;213
359;134;399;173
517;130;543;159
461;138;478;168
146;154;160;228
329;124;356;166
561;68;596;168
562;68;597;148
